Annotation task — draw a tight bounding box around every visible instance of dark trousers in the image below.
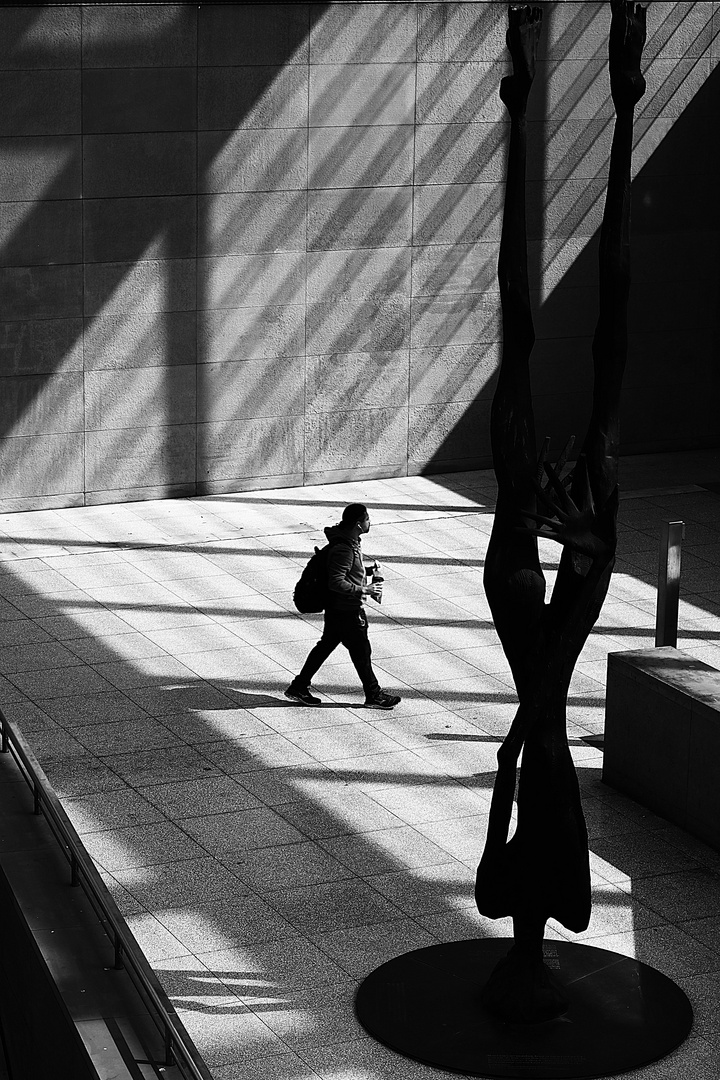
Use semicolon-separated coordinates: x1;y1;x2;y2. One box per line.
295;607;380;697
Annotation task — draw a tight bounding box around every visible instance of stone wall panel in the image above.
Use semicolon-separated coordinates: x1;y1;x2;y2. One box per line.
0;201;82;267
308;187;413;251
0;71;80;137
305;352;409;414
309;126;415;190
198;192;306;257
198;357;305;423
305;408;408;472
82;6;197;68
0;136;82;202
83;311;197;372
83;197;197;264
199;417;304;482
82;68;197;135
198;67;308;130
409;343;499;406
84;260;196;319
85;425;196;491
200;129;307;193
198;4;310;67
0;373;83;437
0;265;83;322
198;306;305;365
0;7;80;70
85;367;196;432
409;400;492;465
310;3;416;64
309;64;415;127
83;133;197;199
0;433;83;498
0;318;83;377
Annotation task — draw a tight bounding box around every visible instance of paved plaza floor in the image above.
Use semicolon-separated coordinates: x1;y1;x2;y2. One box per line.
0;450;719;1079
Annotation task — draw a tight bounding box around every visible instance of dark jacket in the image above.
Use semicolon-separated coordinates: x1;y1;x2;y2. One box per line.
324;524;365;611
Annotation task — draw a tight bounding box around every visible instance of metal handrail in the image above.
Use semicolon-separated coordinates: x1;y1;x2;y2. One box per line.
0;709;214;1080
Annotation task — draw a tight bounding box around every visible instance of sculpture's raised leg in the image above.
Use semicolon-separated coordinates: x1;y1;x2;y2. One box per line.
475;1;648;1023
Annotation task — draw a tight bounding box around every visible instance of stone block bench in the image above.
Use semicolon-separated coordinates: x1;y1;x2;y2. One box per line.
603;646;720;851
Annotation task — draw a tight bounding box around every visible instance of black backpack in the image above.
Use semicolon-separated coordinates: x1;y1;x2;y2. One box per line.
293;544;331;613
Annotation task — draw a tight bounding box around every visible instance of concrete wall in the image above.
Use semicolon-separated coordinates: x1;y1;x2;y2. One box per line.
0;2;718;511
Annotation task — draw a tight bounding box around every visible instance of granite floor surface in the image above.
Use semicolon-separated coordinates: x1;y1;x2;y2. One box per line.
0;450;719;1079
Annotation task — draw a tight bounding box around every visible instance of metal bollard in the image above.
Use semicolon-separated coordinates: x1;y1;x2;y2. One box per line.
655;520;684;648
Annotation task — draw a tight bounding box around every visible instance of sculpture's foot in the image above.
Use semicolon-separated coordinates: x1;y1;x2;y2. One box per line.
481;944;569;1024
609;0;648;109
499;5;543;114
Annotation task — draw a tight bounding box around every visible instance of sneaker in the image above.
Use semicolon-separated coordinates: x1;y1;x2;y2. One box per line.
284;685;321;706
365;691;401;710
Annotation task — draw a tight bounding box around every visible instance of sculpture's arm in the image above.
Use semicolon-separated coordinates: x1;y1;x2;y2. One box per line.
483;5;546;689
496;7;539;366
520;2;647;575
583;0;647;511
490;5;543;497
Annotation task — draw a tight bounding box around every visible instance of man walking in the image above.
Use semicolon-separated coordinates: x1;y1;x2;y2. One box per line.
285;503;401;710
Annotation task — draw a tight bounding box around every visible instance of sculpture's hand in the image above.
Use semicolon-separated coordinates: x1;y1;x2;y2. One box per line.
609;1;647;110
519;446;610;560
499;5;543;115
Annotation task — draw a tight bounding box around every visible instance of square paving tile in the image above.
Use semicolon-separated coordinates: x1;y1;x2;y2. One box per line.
284;722;405;763
74;717;183;757
248;982;365;1052
8;664;116;700
319;825;454;877
114;856;249;908
174;1002;285;1068
90;655;199;691
36;689;150;728
81;820;206;872
148;707;275;745
145;622;250;655
222;841;354;893
619;867;720;923
197;934;351;996
586;924;720;980
123;911;191;963
298;1037;449;1080
199;734;317;775
138;774;262;819
123;681;237;717
306;917;437;980
275;789;406;839
414;814;489;866
20;726;89;764
264;879;403;935
236;764;337;808
100;745;223;787
0;640;84;674
63;787;165;834
155;896;298;951
182;806;306;854
40;757;129;798
174;646;284;681
366;862;475;918
367;778;490;825
251;704;357;735
0;620;52;648
64;630;166;664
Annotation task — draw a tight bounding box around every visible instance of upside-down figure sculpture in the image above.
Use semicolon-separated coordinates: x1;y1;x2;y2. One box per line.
476;1;647;1022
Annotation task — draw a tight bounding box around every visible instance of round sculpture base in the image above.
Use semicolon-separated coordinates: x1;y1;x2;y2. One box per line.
354;938;692;1079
